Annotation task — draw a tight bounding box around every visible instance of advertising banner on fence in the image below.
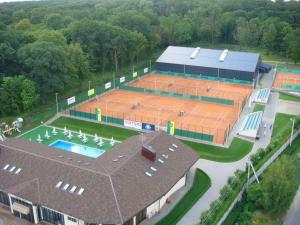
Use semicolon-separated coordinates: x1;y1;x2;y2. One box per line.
96;108;102;122
67;96;76;105
133;72;138;78
142;123;155;131
88;89;95;96
124;120;142;130
120;76;125;83
144;67;149;73
105;82;111;89
167;120;175;135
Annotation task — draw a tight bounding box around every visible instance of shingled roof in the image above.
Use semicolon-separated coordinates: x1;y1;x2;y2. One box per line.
0;131;199;224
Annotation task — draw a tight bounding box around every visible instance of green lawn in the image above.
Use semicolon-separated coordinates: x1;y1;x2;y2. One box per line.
51;116;139;141
253;104;265;112
183;138;253;162
272;113;295;140
19;125;117;153
155;169;211;225
279;92;300;102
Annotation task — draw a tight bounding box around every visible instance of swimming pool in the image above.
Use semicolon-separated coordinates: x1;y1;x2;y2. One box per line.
50;140;104;158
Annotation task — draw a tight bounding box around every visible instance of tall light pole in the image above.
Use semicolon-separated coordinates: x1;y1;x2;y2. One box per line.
290;118;295;146
55;93;58;114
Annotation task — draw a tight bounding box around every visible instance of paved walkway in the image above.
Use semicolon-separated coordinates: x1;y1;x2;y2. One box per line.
276;100;300;115
284;187;300;225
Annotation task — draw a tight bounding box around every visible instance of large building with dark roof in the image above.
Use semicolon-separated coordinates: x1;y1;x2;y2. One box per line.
0;131;198;225
156;46;261;84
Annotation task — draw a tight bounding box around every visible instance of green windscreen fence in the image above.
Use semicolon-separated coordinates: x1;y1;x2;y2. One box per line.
281;83;300;91
155;70;253;86
277;68;300;74
70;110;97;120
103;116;124;125
174;129;213;142
119;85;234;105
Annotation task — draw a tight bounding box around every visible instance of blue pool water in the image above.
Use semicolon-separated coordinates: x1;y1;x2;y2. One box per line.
50;140;104;158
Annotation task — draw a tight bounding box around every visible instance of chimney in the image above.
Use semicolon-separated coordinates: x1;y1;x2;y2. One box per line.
142;144;156;161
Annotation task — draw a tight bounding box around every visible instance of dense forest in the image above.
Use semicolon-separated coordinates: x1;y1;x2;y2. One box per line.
0;0;300;116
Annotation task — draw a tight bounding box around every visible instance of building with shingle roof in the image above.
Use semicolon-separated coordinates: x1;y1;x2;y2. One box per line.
0;131;198;225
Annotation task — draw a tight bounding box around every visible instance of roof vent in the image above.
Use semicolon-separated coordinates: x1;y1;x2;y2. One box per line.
145;172;152;177
219;49;229;62
190;47;201;59
142;144;156;162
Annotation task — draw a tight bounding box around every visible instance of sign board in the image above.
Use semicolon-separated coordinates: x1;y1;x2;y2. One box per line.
120;76;125;83
67;96;76;105
88;89;95;96
124;120;142;130
167;120;175;135
105;82;111;89
133;72;138;78
144;67;149;73
142;123;155;131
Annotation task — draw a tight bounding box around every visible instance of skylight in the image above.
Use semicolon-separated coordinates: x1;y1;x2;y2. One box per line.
219;49;229;62
169;147;174;152
63;183;70;191
145;172;152;177
3;164;9;170
69;186;77;193
172;143;178;148
190;47;200;59
77;188;85;195
150;167;157;172
162;154;168;159
158;158;164;164
15;168;22;175
9;166;16;172
56;181;63;188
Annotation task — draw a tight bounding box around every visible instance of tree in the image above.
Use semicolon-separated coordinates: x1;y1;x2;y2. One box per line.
21;79;38;112
68;43;90;80
17;41;72;99
15;19;32;30
260;156;298;215
44;13;65;30
234;17;261;47
262;23;277;53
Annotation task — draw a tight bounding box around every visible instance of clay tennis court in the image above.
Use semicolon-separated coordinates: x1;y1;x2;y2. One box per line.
128;74;253;105
74;89;240;144
273;72;300;88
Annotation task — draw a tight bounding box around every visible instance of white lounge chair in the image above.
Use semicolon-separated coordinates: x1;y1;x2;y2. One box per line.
78;130;83;139
52;127;57;135
93;134;99;143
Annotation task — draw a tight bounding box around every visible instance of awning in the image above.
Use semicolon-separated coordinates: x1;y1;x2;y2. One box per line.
12;202;30;215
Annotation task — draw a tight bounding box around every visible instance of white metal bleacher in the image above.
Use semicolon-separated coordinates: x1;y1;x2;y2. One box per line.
254;88;270;104
239;111;263;139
